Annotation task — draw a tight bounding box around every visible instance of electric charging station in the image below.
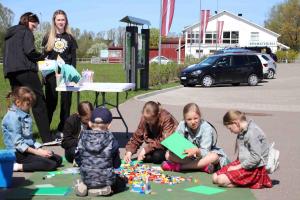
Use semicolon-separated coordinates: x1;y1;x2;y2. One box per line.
120;16;150;90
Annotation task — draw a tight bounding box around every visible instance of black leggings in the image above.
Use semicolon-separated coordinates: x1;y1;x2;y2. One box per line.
44;73;72;131
8;71;52;142
64;146;77;163
15;151;62;172
143;149;166;164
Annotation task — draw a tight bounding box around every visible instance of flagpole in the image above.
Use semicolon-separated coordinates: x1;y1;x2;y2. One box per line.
216;0;219;50
198;0;201;59
158;0;163;65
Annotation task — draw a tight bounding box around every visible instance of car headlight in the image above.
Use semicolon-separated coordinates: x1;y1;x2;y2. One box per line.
191;70;202;76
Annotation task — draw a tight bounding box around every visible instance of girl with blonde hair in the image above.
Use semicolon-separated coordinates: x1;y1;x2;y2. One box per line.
162;103;229;173
42;10;78;133
212;110;272;189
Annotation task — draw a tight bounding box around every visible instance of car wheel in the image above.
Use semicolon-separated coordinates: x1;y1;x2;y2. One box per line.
232;83;240;86
201;75;214;87
267;69;275;79
248;74;259;86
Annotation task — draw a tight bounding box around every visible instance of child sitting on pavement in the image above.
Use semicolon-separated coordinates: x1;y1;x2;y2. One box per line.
74;107;127;197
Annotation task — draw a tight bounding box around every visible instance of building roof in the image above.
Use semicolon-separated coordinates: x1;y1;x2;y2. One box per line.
182;10;280;38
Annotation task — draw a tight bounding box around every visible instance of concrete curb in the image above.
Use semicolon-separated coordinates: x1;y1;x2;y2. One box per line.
134;85;182;100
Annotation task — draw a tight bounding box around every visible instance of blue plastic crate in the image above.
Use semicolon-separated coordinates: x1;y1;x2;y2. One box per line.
0;150;15;188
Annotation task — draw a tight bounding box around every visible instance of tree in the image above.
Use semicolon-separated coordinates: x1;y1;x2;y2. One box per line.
0;3;14;55
87;42;107;57
0;3;14;31
149;28;160;48
265;0;300;50
115;26;125;46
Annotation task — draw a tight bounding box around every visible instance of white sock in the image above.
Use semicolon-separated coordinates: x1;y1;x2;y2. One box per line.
13;163;23;172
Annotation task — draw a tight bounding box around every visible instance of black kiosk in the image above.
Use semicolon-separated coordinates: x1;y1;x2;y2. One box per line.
120;16;150;90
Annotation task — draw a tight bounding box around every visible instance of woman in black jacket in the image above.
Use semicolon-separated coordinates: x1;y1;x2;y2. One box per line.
42;10;78;133
3;12;52;143
62;101;93;163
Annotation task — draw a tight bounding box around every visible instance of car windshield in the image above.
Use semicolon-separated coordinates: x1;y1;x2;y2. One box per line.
199;56;219;66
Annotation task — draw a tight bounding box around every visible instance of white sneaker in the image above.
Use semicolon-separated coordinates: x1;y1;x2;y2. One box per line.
74;179;87;197
13;163;22;172
88;186;112;197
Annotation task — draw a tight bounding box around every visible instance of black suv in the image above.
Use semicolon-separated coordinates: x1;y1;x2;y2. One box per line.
180;53;263;87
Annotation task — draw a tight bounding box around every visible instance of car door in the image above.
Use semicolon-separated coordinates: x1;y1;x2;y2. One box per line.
230;55;248;82
213;55;232;83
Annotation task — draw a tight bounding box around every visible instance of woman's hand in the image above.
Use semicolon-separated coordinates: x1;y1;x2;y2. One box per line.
124;151;132;163
137;148;146;161
184;147;200;158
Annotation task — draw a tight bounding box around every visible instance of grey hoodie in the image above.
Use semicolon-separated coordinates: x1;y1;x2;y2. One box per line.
237;120;270;169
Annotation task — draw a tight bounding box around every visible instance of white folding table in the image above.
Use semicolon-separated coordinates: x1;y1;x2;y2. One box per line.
56;82;135;136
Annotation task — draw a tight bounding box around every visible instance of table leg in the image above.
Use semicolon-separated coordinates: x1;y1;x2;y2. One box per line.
113;92;129;138
77;92;80;107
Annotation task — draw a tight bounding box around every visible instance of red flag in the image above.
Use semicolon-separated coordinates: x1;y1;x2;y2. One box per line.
161;0;175;36
200;10;210;42
216;21;224;43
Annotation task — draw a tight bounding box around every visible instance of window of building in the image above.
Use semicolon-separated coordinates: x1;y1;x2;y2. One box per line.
251;32;259;41
205;32;217;44
222;31;239;44
231;31;239;44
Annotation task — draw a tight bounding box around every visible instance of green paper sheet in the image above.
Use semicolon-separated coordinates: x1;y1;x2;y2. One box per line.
32;187;71;196
161;131;197;159
184;185;226;195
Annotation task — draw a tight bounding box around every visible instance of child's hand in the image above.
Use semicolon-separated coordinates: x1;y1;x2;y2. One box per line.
137;148;146;161
37;148;53;158
184;147;200;158
228;165;241;171
124;152;132;163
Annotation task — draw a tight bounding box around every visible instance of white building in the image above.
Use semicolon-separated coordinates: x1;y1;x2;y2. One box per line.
183;11;281;58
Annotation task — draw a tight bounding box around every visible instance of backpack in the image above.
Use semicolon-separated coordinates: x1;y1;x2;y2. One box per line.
264;142;280;174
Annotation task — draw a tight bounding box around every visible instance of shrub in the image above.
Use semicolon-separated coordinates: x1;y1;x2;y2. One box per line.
276;50;299;63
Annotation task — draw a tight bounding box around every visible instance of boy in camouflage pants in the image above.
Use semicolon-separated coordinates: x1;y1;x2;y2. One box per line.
74;107;127;197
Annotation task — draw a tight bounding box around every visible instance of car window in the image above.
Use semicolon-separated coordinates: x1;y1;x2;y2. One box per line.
200;56;219;65
248;55;260;65
232;55;247;66
262;55;270;61
216;56;230;67
160;57;167;61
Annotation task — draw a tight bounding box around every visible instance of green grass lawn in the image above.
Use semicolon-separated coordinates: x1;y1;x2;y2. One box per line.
0;63;179;148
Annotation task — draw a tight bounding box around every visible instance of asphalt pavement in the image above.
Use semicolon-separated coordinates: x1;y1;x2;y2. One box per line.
110;62;300;200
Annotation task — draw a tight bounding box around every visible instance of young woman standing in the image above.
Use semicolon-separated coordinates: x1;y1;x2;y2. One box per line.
42;10;78;133
3;12;52;142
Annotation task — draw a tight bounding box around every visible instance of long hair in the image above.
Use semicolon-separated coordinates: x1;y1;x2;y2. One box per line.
223;110;246;125
223;110;247;154
78;101;93;116
18;12;39;28
183;103;201;119
142;101;161;118
45;10;73;52
6;86;36;109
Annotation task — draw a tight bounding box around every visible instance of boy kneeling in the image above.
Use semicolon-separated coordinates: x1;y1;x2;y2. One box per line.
74;107;127;197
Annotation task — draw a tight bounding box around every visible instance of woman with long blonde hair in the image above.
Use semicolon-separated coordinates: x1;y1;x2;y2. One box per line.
42;10;78;134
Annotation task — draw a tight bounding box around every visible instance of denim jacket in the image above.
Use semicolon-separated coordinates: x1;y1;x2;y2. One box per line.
1;104;41;153
176;120;229;167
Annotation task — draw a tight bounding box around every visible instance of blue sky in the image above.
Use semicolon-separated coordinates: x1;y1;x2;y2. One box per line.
2;0;284;34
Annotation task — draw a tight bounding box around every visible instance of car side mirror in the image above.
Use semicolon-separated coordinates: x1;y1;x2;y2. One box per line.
217;63;224;67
